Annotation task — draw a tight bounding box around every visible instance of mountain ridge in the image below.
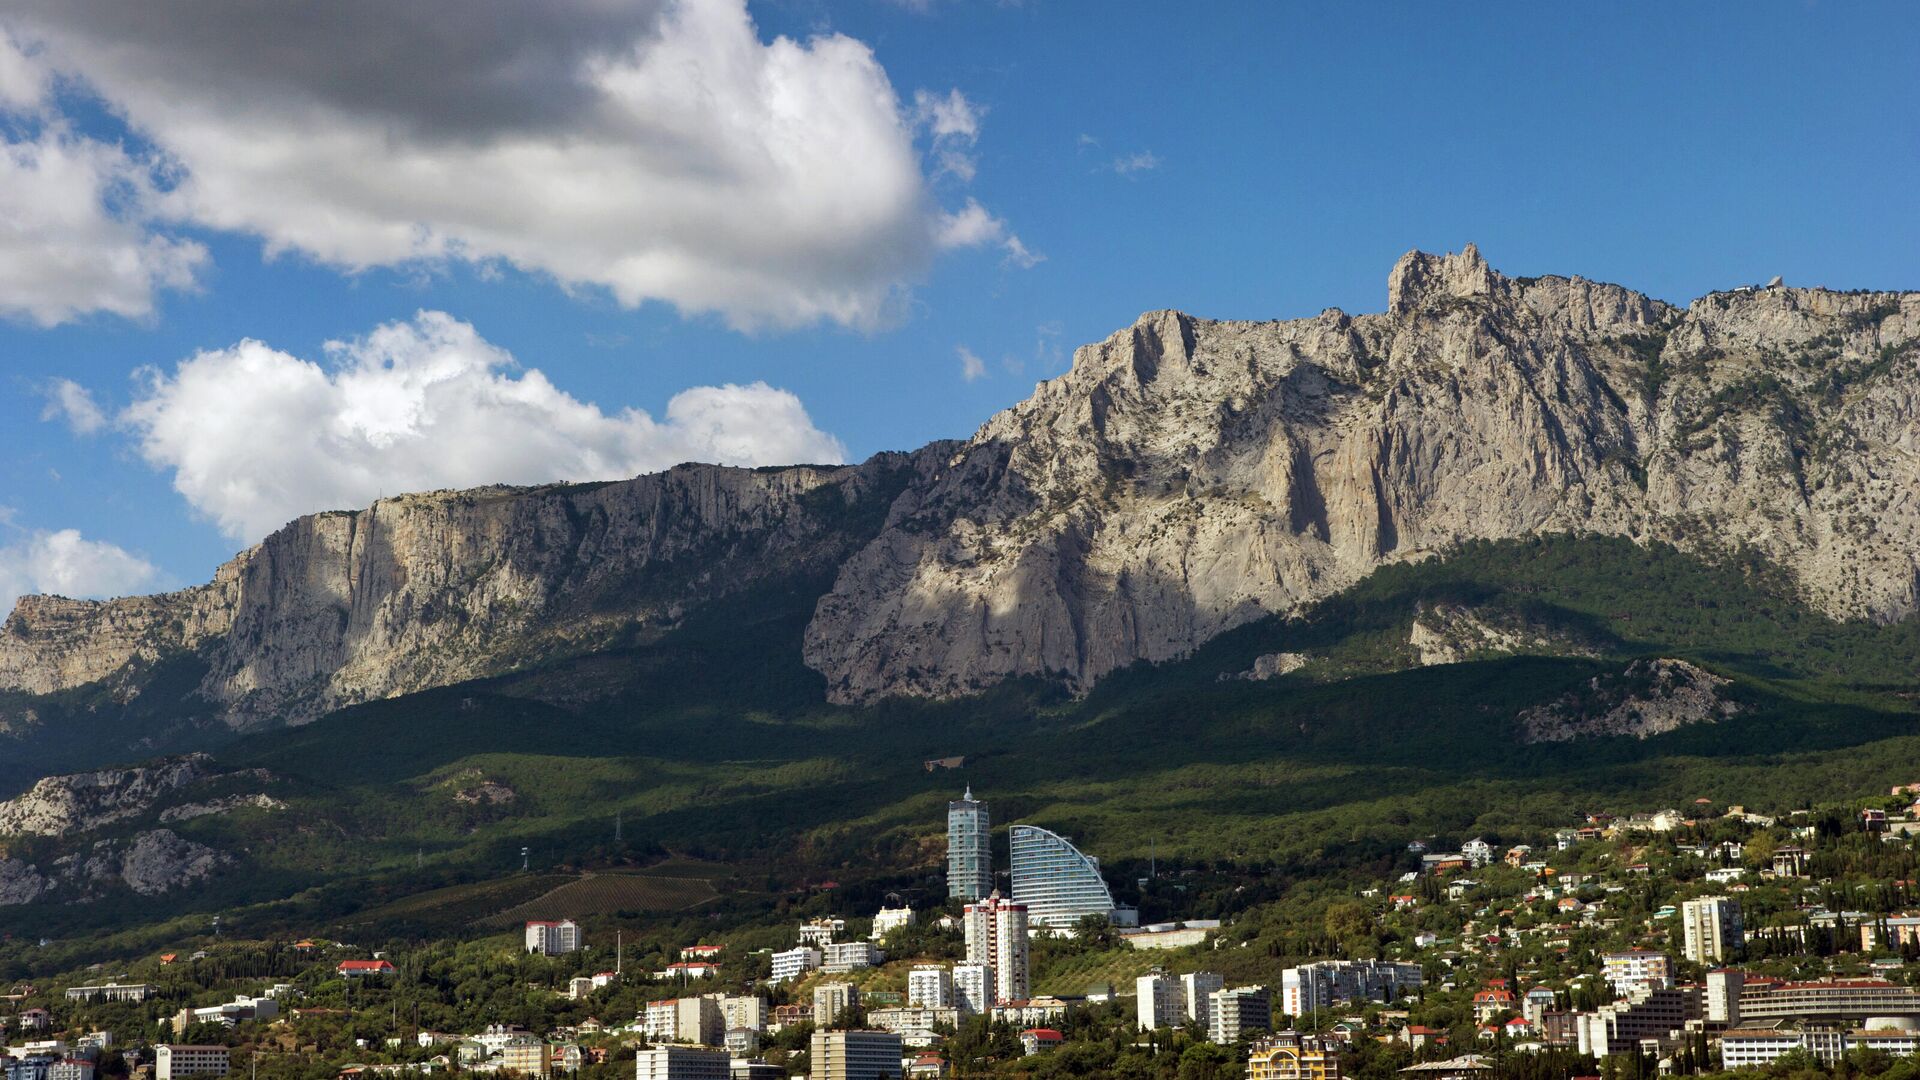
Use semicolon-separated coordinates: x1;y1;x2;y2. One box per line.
805;245;1919;700
4;245;1916;738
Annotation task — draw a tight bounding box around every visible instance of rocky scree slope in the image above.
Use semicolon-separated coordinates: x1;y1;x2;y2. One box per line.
3;246;1916;723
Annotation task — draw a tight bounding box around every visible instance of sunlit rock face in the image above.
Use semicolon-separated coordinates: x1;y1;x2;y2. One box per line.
4;247;1917;718
805;247;1920;702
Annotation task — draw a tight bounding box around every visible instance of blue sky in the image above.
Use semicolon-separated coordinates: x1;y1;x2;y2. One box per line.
1;0;1915;606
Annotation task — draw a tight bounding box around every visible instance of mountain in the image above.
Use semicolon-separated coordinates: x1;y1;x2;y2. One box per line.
4;246;1917;763
807;247;1920;701
1;454;924;738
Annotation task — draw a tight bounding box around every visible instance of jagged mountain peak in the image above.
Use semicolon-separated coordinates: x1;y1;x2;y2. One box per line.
1387;242;1496;313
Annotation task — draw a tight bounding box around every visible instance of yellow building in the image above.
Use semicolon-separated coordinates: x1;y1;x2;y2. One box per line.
1248;1034;1340;1080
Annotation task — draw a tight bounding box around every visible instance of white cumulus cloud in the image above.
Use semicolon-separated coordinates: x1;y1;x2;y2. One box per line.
913;87;983;181
121;311;849;543
0;119;208;327
936;197;1042;268
957;345;986;382
0;528;165;617
3;0;1029;331
38;376;107;434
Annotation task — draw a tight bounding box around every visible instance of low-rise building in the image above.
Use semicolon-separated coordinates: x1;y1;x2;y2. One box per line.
171;994;280;1035
1721;1028;1920;1069
660;963;720;981
991;998;1070;1027
155;1046;229;1080
48;1060;96;1080
770;948;822;985
63;984;153;1004
634;1046;731;1080
1018;1029;1062;1056
799;919;845;948
337;960;396;978
771;1004;814;1030
823;942;881;974
1249;1032;1341;1080
871;909;914;941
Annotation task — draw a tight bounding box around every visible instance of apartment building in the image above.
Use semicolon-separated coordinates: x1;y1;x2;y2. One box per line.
808;1030;904;1080
634;1046;731;1080
156;1046;229;1080
525;920;582;956
1680;897;1743;963
1136;971;1183;1031
1601;951;1674;995
907;966;953;1010
962;894;1029;1004
1209;987;1273;1044
770;948;822;985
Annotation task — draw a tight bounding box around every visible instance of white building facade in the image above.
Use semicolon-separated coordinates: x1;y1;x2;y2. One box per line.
1008;825;1117;929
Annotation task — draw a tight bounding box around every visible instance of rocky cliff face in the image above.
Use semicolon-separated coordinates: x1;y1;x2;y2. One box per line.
3;247;1916;722
0;828;231;904
805;247;1920;701
1;454;922;729
0;754;216;837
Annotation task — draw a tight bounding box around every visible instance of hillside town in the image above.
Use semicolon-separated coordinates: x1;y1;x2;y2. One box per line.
9;787;1920;1080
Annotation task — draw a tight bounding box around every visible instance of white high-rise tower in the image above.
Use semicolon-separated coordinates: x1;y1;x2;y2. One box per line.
947;787;992;901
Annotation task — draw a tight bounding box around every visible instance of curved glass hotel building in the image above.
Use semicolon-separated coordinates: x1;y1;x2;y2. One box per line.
1009;824;1118;928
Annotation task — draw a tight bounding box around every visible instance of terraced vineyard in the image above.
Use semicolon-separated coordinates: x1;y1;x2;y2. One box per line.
1031;947;1166;997
480;864;729;926
336;874;572;932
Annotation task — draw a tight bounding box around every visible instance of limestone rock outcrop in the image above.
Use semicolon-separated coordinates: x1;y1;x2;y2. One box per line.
1;455;921;730
805;248;1919;701
3;247;1916;723
1518;658;1740;743
62;829;232;896
0;828;233;905
157;794;287;823
0;754;216;837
